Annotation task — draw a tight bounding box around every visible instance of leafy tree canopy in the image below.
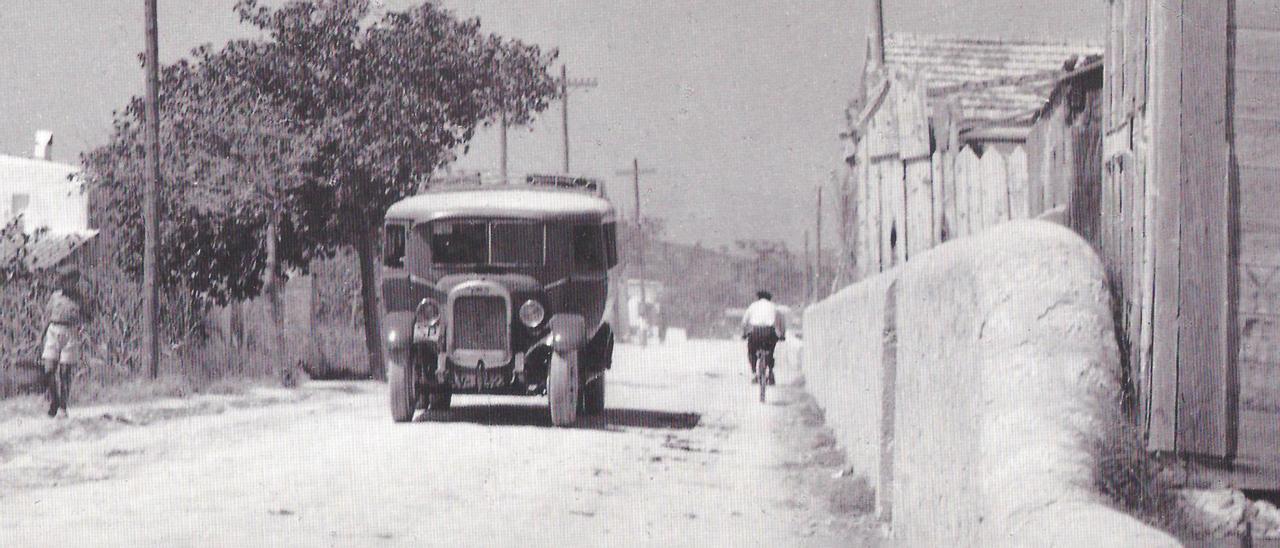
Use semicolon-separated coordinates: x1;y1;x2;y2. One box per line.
85;0;560;305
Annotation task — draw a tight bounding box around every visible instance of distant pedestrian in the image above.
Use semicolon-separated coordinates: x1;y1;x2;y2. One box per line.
657;306;668;343
41;266;87;418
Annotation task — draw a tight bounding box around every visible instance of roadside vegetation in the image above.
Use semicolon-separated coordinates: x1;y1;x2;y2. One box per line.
2;0;558;405
1092;403;1195;537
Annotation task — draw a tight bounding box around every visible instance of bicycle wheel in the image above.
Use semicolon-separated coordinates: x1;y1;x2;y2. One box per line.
757;355;767;402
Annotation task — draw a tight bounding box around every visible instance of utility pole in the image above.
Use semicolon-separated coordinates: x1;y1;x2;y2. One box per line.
869;0;887;70
142;0;162;379
804;230;812;305
815;186;823;300
616;159;656;346
560;65;598;174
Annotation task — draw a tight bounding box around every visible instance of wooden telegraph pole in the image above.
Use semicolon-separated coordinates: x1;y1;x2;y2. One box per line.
560;65;598;174
142;0;162;379
869;0;887;69
616;159;656;345
804;230;812;304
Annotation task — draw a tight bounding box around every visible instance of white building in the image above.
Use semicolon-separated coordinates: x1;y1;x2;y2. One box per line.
0;131;96;270
0;131;90;235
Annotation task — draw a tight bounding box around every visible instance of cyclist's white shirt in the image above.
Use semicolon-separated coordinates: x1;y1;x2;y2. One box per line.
741;299;786;336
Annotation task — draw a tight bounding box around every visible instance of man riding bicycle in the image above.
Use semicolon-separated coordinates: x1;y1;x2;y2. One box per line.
741;290;786;385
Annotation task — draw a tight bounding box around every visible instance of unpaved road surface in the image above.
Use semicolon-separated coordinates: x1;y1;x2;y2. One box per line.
0;341;880;547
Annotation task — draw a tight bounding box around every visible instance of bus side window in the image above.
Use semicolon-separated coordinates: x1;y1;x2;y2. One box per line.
603;222;618;268
572;224;605;272
384;224;406;268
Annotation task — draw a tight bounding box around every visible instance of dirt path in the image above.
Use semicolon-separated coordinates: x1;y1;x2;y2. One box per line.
0;340;880;547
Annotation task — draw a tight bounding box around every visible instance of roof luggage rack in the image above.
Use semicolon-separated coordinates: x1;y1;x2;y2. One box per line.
421;171;607;197
523;174;604;196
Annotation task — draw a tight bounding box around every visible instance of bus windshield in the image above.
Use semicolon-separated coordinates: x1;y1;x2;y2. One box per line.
427;221;544;266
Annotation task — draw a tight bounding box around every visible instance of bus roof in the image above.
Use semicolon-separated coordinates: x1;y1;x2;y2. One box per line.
385;186;616;224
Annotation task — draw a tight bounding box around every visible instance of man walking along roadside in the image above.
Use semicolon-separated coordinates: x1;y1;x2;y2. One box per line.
41;266;87;418
741;290;786;385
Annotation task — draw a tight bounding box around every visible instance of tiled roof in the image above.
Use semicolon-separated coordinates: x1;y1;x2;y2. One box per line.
884;33;1103;126
0;229;98;272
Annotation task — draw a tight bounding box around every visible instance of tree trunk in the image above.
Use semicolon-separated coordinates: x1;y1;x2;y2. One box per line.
265;211;288;383
308;268;324;376
352;215;386;380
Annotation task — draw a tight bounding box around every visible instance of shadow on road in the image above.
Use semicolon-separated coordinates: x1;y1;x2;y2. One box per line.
417;404;700;431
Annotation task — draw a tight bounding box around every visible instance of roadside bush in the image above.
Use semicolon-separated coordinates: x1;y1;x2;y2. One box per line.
311;249;363;328
1093;416;1193;536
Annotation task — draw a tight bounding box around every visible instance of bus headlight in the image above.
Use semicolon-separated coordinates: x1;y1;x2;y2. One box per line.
519;299;546;328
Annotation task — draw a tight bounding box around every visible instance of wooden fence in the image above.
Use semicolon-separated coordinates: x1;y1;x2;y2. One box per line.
856;141;1046;278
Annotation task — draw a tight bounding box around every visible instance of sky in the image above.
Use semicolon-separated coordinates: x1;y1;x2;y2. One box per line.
0;1;1105;251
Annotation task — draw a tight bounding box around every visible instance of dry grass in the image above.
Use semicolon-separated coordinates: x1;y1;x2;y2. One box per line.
2;251;373;408
1092;417;1197;537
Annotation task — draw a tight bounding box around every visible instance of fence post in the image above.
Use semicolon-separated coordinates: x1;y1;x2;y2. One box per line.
1007;146;1030;219
981;149;1009;229
932;151;948;244
955;148;980;237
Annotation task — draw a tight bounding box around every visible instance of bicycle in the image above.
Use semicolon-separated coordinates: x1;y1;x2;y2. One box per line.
755;349;774;403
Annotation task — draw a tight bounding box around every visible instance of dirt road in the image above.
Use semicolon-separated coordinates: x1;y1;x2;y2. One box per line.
0;340;879;547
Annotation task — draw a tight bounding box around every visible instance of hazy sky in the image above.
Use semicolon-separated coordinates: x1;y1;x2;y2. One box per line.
0;1;1104;250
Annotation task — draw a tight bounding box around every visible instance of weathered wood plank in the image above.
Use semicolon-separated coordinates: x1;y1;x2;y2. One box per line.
1147;0;1183;452
1099;163;1115;279
955;148;979;237
945;150;960;240
1126;154;1136;308
1048;111;1070;210
1134;0;1148;108
884;160;907;267
932;151;949;244
1236;118;1280;168
1108;0;1123;129
1239;312;1280;367
1182;410;1280;490
1024;123;1046;217
904;158;933;259
1241;228;1280;266
868;93;900;159
867;153;883;274
1129;150;1145;391
890;159;911;266
980;151;1008;229
1234;28;1280;70
894;75;931;161
1071;88;1104;248
1123;0;1143;118
1232;69;1280;122
857;138;873;279
968;148;985;233
1240;265;1280;317
1176;0;1234;458
1006;146;1030;219
1236;0;1280;31
1137;124;1158;442
1239;166;1280;233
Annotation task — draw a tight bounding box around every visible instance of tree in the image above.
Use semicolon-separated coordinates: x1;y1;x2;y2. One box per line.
84;0;559;380
234;0;558;379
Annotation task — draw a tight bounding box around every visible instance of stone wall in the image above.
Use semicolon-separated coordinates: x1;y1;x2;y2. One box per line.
803;220;1179;545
